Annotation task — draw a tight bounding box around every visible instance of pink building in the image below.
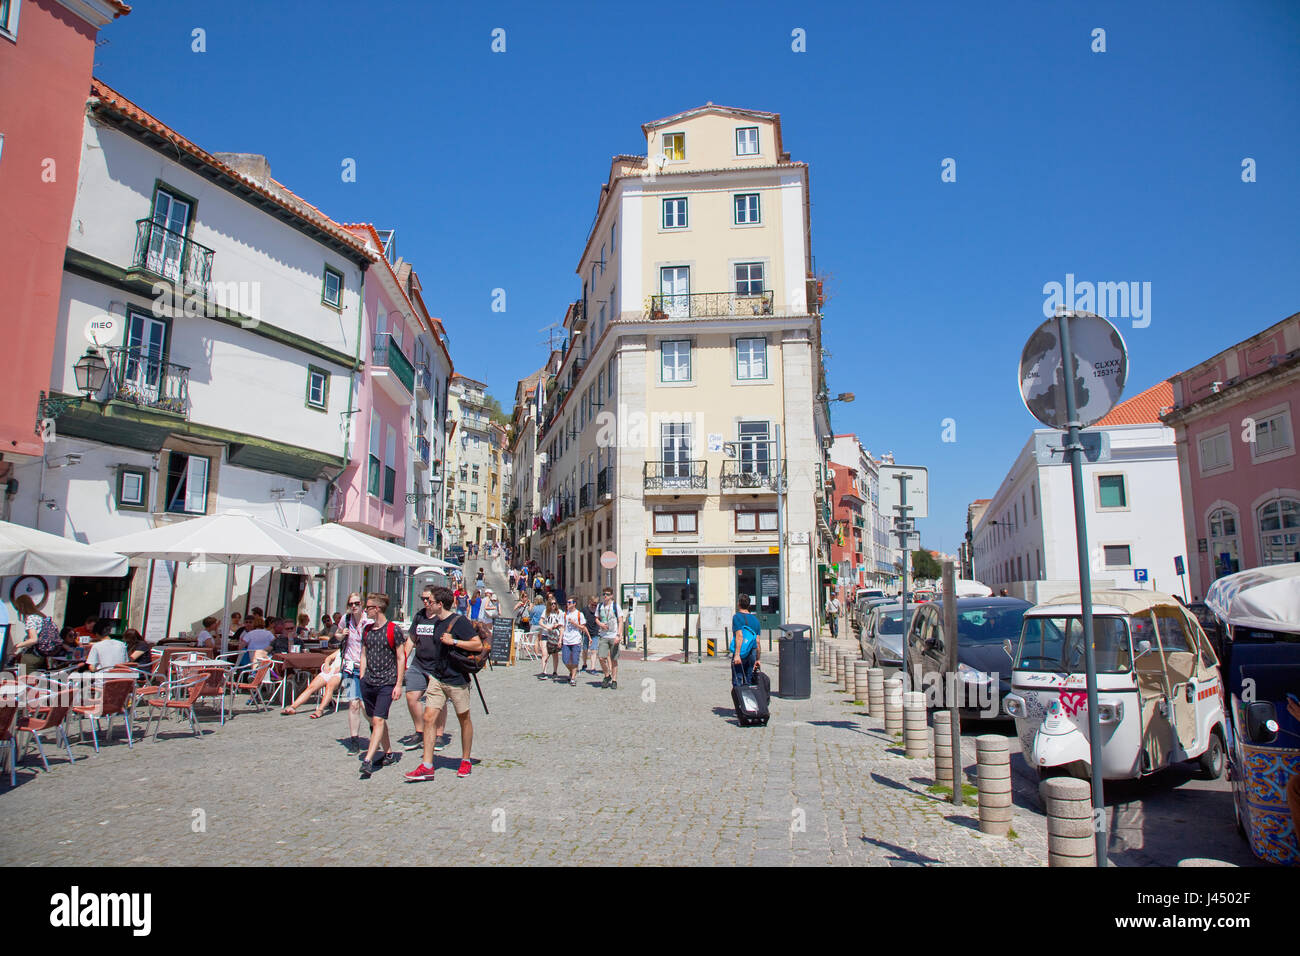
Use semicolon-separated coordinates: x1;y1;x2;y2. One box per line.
331;224;425;542
0;0;129;469
1162;310;1300;598
829;461;866;598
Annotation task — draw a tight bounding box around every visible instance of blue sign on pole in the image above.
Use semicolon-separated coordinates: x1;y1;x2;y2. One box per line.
1133;569;1149;583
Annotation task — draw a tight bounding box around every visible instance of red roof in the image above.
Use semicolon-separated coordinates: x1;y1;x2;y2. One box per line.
1093;380;1174;427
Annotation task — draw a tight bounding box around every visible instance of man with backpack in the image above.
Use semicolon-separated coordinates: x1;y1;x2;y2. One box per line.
358;593;406;779
404;585;482;782
730;595;762;686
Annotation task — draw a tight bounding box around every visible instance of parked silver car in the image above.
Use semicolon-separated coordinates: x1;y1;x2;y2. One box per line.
859;602;923;673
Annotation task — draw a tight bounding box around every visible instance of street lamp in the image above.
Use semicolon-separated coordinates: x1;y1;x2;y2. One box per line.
36;349;110;435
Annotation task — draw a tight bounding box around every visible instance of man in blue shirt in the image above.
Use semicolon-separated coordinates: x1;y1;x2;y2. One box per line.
730;595;762;687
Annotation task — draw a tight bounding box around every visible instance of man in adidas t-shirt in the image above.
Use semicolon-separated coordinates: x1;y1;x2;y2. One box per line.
405;585;481;782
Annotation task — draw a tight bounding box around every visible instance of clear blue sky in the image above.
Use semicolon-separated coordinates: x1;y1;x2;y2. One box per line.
93;0;1300;553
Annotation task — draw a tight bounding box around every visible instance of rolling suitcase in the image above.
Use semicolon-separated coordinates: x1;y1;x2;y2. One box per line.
731;665;770;727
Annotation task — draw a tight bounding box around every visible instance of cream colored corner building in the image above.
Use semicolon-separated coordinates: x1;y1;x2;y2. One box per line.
529;105;831;636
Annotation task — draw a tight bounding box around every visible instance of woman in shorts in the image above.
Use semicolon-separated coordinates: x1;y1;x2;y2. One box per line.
539;598;563;680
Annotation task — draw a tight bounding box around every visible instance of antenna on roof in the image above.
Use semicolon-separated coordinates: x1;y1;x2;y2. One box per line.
538;322;565;352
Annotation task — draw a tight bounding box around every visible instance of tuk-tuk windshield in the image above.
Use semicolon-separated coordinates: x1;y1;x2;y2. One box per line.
1014;615;1132;673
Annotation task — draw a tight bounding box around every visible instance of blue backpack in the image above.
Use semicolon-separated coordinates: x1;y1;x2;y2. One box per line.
730;622;758;657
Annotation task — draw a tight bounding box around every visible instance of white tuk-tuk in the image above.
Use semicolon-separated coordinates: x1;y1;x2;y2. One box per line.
1003;590;1227;781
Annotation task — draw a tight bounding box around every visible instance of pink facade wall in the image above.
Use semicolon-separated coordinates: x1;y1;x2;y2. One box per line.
0;0;100;459
336;278;419;539
831;462;865;596
1170;313;1300;597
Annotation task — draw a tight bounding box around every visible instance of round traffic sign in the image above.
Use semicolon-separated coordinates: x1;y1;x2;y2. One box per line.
600;550;618;570
1019;312;1128;429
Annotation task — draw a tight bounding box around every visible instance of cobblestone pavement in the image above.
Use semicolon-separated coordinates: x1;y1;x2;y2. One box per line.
0;560;1256;867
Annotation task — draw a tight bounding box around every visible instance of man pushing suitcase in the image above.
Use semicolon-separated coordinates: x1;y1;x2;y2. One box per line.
730;595;761;684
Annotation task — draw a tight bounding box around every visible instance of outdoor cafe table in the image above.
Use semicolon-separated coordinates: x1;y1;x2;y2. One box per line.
272;652;328;706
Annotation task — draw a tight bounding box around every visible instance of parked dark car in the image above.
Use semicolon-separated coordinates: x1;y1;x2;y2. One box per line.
904;597;1032;718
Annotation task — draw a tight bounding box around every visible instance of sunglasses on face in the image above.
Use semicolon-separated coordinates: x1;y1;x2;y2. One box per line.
364;605;380;611
347;601;361;607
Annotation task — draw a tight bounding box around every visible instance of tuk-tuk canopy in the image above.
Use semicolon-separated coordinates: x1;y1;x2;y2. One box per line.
1029;589;1186;616
1205;562;1300;635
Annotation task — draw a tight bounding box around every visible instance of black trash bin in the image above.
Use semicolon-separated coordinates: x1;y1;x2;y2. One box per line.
777;624;812;699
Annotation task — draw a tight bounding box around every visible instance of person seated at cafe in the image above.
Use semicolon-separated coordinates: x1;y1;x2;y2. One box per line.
268;618;294;654
228;611;245;643
123;628;152;665
279;649;343;718
296;613;312;642
239;617;275;662
72;615;98;641
58;626;82;659
196;617;218;648
86;624;128;672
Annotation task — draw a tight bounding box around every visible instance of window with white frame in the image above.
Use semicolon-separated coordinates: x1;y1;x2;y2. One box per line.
661;422;692;476
1096;474;1128;510
1250;408;1293;459
662;197;688;229
322;266;343;309
368;412;382;497
736;337;767;380
165;452;209;515
306;367;328;410
734;193;761;225
1207;507;1240;578
1102;545;1132;568
661;340;691;382
735;126;759;155
1258;497;1300;566
734;262;764;295
0;0;21;38
1197;428;1232;474
661;132;685;161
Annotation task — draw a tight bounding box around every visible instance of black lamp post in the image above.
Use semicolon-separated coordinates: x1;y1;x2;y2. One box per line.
36;349;109;436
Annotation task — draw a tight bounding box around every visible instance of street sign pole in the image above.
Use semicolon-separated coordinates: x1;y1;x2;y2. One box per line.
776;425;786;632
1056;309;1109;868
894;473;912;691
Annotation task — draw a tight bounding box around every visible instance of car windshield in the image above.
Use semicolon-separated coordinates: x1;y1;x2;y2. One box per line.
1014;615;1132;673
878;610;905;636
955;606;1028;645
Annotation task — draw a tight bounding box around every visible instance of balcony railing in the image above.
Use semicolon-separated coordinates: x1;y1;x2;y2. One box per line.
131;219;214;291
720;450;782;492
644;459;708;491
596;468;610;499
101;346;191;416
416;435;431;467
425;522;438;545
415;363;431;395
579;483;594;510
648;290;774;319
372;333;415;393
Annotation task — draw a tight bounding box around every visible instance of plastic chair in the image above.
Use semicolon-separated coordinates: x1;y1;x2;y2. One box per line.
71;673;136;752
226;658;276;713
0;703;18;787
193;665;228;725
137;673;208;740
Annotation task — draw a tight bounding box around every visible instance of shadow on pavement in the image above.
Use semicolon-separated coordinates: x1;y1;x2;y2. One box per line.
859;836;943;865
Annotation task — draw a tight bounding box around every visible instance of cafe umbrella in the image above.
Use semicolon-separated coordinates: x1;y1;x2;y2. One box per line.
300;523;456;618
0;519;129;577
97;512;371;652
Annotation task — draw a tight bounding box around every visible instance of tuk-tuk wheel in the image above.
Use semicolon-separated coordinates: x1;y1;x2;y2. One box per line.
1198;728;1226;780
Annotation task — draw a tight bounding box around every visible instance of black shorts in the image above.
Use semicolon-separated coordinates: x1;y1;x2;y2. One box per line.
361;682;396;720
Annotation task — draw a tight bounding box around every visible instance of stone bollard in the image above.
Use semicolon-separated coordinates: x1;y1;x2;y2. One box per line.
830;648;841;684
867;667;884;718
975;735;1013;836
853;661;869;704
884;678;903;736
839;651;852;693
820;640;832;676
933;711;954;788
903;691;928;758
1043;777;1097;867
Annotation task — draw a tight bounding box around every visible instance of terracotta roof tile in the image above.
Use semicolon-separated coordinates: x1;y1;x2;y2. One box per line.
1093;380;1174;427
89;78;373;259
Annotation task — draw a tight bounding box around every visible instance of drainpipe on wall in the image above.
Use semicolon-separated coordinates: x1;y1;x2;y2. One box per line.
342;264;368;467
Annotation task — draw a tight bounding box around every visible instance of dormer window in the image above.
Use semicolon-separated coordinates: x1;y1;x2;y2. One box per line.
662;132;685;161
736;127;759;155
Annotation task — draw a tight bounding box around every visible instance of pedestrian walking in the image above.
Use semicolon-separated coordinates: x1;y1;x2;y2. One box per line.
404;585;482;782
581;597;599;674
730;595;761;686
596;587;625;689
527;594;547;674
338;593;369;751
539;598;562;679
560;597;588;686
826;593;842;638
358;593;405;779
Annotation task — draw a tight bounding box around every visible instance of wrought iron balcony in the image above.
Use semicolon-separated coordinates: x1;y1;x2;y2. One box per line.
130;219;214;291
415;363;431;395
643;459;707;492
579;483;594;510
596;467;610;499
720;451;782;493
100;346;191;417
372;333;415;397
647;290;774;319
416;435;431;468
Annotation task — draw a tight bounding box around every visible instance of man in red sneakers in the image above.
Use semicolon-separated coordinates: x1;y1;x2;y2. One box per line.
405;584;481;782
